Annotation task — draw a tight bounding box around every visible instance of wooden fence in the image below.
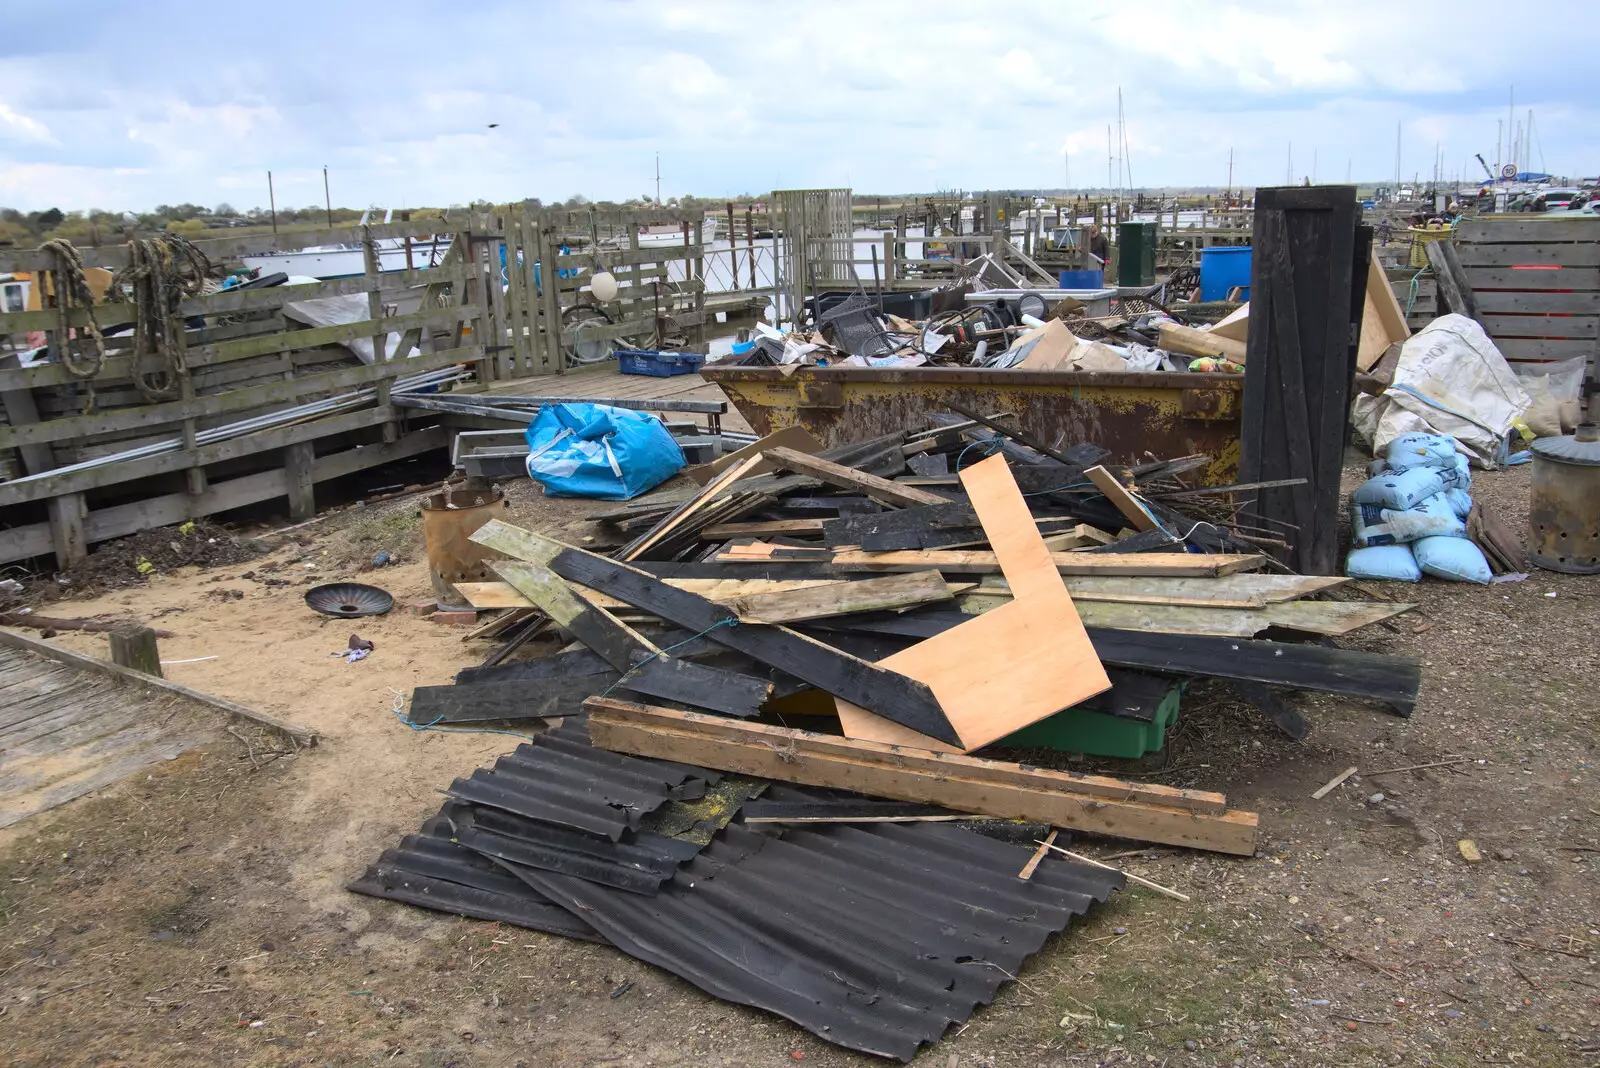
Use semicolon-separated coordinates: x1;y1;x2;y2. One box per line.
1454;216;1600;374
0;206;771;570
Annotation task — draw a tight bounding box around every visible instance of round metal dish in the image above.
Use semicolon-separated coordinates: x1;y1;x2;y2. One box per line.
305;582;394;618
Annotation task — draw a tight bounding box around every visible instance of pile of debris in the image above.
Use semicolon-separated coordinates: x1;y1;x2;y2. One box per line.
724;272;1247;374
353;420;1424;1058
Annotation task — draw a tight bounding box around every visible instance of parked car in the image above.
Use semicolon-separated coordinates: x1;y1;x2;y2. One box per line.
1536;187;1583;211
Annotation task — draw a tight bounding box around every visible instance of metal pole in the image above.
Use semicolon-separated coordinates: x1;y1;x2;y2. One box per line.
267;171;278;234
323;166;333;227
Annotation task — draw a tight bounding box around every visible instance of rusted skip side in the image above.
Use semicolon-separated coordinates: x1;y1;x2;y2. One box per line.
700;367;1246;485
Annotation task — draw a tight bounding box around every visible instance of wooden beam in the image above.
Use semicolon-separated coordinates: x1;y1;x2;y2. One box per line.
763;445;943;508
284;441;316;521
723;571;954;624
1425;239;1484;327
1157;322;1248;363
489;559;773;718
727;548;1265;577
585;699;1260;856
1085;466;1159;532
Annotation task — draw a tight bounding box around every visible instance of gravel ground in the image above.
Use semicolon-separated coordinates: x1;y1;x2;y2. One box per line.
0;458;1595;1067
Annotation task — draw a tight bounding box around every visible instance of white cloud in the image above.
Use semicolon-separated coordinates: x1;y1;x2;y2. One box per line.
0;0;1594;211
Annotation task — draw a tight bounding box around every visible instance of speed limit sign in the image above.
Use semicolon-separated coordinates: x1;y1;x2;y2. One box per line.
1501;163;1518;179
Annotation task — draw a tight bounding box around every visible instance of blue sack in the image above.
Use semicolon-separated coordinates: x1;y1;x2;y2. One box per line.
1413;535;1492;584
1346;544;1422;582
524;402;685;500
1353;467;1445;512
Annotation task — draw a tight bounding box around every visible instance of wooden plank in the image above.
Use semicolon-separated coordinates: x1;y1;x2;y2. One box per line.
1453;242;1600;268
1084;465;1159;532
687;425;824;485
1426;240;1483;325
553;244;703;270
977;572;1348;605
1456;217;1600;244
763;445;943;508
469;522;961;746
1461;266;1600;291
584;699;1259;856
724;571;953;624
457;576;850;610
1494;338;1599;359
973;599;1414;638
1474;290;1600;314
0;343;477;451
1157;322;1247;362
701;519;825;539
490;559;771;718
410;677;611;722
623;453;766;560
795;549;1265;577
1358;254;1411;372
1480;313;1598;339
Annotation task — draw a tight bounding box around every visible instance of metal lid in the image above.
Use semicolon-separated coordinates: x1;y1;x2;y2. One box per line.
1531;424;1600;466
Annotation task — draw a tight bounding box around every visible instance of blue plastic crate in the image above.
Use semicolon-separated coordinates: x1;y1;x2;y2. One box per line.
616;349;706;377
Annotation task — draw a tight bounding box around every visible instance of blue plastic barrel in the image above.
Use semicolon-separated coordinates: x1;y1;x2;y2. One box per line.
1199;247;1252;302
1057;269;1104;289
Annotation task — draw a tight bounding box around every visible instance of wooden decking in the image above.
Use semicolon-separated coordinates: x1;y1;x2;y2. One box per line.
483;364;754;434
0;644;207;828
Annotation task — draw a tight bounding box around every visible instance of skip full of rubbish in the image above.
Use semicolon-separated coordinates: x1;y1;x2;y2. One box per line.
722;255;1245;374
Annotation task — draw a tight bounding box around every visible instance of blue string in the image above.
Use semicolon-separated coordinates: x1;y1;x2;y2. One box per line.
953;437;1004;472
598;617;742;698
392;702;537;742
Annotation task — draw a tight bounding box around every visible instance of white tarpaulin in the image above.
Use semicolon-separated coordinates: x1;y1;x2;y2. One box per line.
1351;314;1530;468
281;276;401;365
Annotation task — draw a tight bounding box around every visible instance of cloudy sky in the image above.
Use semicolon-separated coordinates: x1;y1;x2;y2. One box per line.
1;0;1596;213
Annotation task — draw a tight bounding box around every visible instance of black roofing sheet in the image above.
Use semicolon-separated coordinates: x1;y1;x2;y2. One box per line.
510;820;1123;1061
346;825;605;943
444;721;717;840
449;801;701;895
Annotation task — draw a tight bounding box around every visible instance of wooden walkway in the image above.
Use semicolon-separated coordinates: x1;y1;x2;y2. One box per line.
484;365;754;434
0;644;207;829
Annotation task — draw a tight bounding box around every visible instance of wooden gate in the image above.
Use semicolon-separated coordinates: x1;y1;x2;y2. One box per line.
1454;217;1600;376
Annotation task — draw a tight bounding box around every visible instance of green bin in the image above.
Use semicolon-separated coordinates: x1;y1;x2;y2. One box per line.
1117;221;1159;287
996;676;1181;758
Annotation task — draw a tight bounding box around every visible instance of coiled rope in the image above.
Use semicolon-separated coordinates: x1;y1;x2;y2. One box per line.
111;233;215;401
38;239;109;390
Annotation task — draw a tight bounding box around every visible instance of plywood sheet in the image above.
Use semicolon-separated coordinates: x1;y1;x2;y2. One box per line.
835;454;1110;752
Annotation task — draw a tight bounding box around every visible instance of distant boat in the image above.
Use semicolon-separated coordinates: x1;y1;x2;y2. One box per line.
632;216;720;249
242;208;451;280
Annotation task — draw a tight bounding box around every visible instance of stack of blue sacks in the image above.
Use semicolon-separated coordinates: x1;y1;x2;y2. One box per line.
1345;433;1492;584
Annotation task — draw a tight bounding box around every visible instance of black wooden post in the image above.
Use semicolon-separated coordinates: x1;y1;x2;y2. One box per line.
1240;185;1366;576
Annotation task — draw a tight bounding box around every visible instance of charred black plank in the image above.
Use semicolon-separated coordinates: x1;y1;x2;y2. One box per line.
548;549;961;746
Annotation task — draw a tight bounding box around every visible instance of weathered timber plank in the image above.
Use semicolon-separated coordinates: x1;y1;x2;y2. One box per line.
763;446;942;508
1481;313;1598;339
723;571;953;624
1453;242;1600;268
1461;266;1600;291
584;699;1259;855
1455;218;1600;244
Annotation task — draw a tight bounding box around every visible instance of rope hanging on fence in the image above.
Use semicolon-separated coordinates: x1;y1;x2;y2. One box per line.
38;239;109;388
111;233;215;402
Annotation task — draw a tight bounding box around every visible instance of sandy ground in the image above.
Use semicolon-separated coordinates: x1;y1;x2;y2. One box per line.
0;462;1596;1067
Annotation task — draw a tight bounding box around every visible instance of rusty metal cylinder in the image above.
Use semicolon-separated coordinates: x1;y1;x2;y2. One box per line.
1529;424;1600;574
421;486;510;608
